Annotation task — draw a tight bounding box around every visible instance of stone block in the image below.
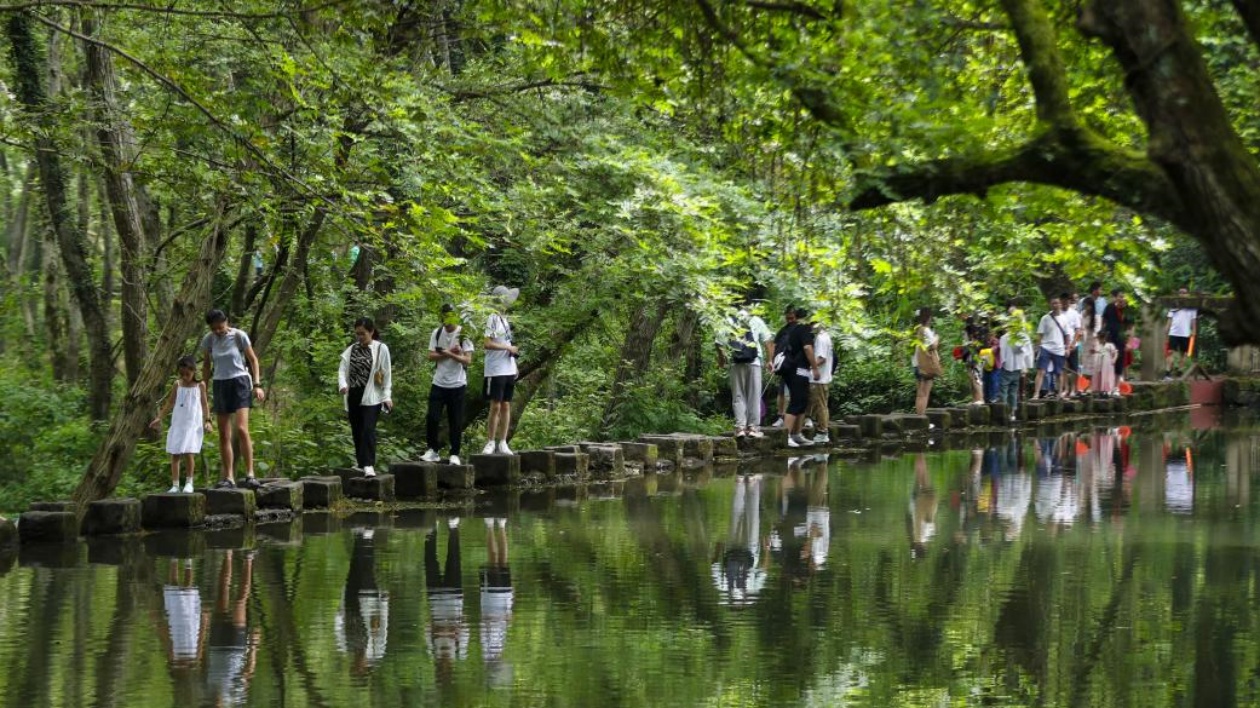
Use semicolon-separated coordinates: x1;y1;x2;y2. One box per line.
893;414;931;433
554;452;590;481
19;511;79;543
333;467;366;487
639;435;685;466
1057;399;1081;416
619;442;658;467
856;414;882;438
346;475;396;502
256;482;304;511
584;445;626;480
141;493;206;529
1112;395;1130;413
879;415;904;436
86;536;144;566
0;518;15;549
673;435;714;462
439;464;476;490
829;423;861;441
19;542;80;568
711;436;738;459
520;489;556;512
204;525;254;550
302;512;342;535
257;519;303;545
201;488;256;517
471;454;521;486
988;402;1010;422
965;405;991;426
1024;401;1047;420
143;529;206;558
1087;397;1112;414
299;476;343;508
391;462;439;500
545;444;582;454
29;501;76;513
1043;399;1063;416
519;450;557;480
924;409;952;430
81;498;142;536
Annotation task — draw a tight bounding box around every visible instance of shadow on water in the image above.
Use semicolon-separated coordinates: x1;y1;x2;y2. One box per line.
9;413;1260;705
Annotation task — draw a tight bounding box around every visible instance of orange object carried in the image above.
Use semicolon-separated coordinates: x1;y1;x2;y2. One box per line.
1119;380;1133;396
1188;334;1196;358
1076;375;1091;392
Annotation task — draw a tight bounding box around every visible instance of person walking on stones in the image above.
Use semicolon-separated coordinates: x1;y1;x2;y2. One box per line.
911;307;940;416
805;321;833;445
338;317;393;477
1101;289;1130;385
716;304;773;438
998;315;1034;422
785;308;820;448
201;309;265;489
423;304;474;465
483;285;520;455
1165;287;1198;378
150;355;213;493
1032;297;1069;400
770;306;798;427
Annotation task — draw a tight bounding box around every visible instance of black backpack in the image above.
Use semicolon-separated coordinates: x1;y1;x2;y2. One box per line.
729;329;758;364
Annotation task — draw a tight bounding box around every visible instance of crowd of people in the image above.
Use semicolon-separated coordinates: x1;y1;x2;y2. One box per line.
717;283;1200;436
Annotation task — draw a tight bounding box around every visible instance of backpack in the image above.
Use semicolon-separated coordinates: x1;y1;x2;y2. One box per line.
773;324;798;376
729;329;758;364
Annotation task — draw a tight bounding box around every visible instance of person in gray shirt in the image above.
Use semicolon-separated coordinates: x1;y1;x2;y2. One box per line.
200;309;265;489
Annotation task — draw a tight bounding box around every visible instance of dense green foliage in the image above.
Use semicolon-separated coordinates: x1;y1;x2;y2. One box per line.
0;1;1242;505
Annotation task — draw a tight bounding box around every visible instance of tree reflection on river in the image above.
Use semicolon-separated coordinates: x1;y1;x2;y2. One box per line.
1;414;1257;707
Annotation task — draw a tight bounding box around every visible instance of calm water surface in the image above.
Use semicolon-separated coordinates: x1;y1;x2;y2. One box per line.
2;414;1258;707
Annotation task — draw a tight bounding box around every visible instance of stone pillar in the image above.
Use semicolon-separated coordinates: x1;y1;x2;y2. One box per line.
1140;304;1166;382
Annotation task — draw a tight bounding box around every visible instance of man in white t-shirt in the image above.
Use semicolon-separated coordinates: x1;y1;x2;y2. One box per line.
483;286;520;455
1032;297;1069;400
1059;292;1083;395
803;323;833;444
715;307;773;438
1165;287;1198;378
422;304;474;465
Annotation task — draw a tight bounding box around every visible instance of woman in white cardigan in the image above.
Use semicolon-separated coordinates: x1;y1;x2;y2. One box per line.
338;317;393;476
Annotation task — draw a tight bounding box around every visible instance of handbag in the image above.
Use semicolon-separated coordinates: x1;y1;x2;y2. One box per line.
917;347;943;379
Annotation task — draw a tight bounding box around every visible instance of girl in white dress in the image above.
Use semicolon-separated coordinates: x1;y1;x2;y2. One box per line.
150;356;212;493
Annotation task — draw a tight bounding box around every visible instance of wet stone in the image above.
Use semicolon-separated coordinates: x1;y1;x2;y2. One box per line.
582;445;625;480
711;436;738;459
856;415;883;438
0;518;15;549
438;465;475;491
299;476;343;508
471;455;521;487
554;452;590;481
966;405;991;426
520;450;557;480
1024;401;1047;420
257;518;302;546
346;475;396;502
29;501;76;513
638;436;684;467
828;424;861;442
988;402;1010;421
1058;399;1081;415
19;542;80;568
204;525;254;550
142;493;206;529
201;488;256;517
143;529;206;558
673;435;714;462
391;462;438;500
86;536;144;567
19;511;79;543
81;498;142;536
1112;395;1130;413
256;482;304;511
302;512;342;536
879;415;904;436
619;442;658;468
893;414;930;433
333;467;365;487
1088;397;1113;414
924;409;952;430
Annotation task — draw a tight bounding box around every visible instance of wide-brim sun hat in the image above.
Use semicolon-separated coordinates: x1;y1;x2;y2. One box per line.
490;285;520;307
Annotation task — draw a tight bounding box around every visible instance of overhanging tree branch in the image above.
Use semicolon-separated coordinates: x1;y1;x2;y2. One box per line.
1000;0;1074;125
0;0;351;20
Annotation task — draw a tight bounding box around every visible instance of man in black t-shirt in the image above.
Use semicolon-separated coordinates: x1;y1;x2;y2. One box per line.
784;309;819;448
770;307;797;426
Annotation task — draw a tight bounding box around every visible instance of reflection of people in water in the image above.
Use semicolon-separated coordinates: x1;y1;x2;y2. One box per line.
712;475;768;606
335;527;390;675
480;517;514;685
995;440;1032;542
908;453;937;559
800;465;830;571
772;458;814;584
160;559;206;670
426;518;469;681
205;550;259;706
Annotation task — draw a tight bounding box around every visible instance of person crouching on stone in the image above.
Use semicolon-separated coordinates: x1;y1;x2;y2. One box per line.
422;304;474;466
338;317;393;477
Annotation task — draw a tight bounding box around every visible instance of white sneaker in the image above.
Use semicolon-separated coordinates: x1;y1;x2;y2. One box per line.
803;419;814;429
421;449;441;462
771;417;785;428
448;516;460;529
166;484;179;494
363;466;376;477
449;454;461;466
497;441;514;455
787;436;801;448
813;433;830;444
181;480;194;494
791;434;814;447
482;441;497;455
747;429;765;438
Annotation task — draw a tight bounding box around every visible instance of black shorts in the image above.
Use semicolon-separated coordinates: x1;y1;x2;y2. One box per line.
1067;349;1080;371
485;375;516;402
1169;335;1190;353
785;373;810;415
211;376;253;415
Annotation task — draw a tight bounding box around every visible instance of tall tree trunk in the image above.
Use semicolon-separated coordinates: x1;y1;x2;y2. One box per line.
599;300;668;435
73;204;234;506
673;308;703;408
83;12;148;387
98;178;114;306
229;222;258;318
7;11;113;418
251;209;325;361
43;234;69;380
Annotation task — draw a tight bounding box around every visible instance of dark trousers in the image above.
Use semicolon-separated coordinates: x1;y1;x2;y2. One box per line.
347;387;382;467
427;384;466;455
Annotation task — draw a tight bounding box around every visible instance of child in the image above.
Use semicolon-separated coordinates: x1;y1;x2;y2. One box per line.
150;356;212;493
1091;330;1118;396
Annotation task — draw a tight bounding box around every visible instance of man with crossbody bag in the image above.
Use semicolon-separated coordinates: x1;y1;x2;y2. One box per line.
422;304;474;465
1032;297;1069;400
716;306;773;438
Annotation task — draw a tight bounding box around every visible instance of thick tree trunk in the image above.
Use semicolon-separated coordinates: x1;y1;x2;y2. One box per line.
72;206;233;506
42;236;69;380
672;308;703;408
599;300;668;435
7;11;113;418
1079;1;1260;345
84;12;149;387
251;209;325;360
229;222;259;317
